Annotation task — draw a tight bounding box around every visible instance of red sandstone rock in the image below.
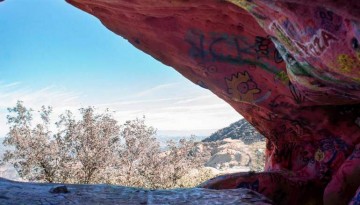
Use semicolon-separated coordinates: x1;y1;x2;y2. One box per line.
13;0;358;204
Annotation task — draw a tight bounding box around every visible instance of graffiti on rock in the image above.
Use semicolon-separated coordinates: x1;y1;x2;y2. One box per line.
337;54;360;73
315;8;343;34
296;29;338;57
255;36;272;59
225;71;261;102
225;71;271;104
270;22;338;58
185;30;282;74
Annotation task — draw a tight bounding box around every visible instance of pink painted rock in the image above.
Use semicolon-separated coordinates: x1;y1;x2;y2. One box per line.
63;0;359;204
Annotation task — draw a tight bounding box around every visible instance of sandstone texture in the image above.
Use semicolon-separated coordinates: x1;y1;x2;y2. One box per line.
64;1;360;204
2;0;360;204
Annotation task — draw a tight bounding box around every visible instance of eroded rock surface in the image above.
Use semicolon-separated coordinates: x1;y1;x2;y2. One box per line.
2;0;359;204
65;1;360;204
0;177;272;205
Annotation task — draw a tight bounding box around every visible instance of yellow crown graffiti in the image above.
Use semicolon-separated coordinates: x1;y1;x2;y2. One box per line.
226;71;261;102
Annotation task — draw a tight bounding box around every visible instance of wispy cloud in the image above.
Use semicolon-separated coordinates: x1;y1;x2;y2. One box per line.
128;83;182;99
93;82;242;135
1;82;21;88
0;81;242;138
0;82;83;137
0;83;81;109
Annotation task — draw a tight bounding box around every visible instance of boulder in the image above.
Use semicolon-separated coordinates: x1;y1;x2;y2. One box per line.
64;1;360;204
0;177;273;205
207;139;264;171
2;0;360;204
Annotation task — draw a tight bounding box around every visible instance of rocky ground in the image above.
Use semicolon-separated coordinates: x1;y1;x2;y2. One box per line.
0;177;273;205
196;118;266;177
195;138;266;173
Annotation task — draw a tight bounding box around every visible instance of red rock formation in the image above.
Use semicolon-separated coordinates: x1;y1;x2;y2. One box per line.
62;0;359;204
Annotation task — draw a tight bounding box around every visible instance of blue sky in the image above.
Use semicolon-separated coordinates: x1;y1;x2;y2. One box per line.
0;0;241;136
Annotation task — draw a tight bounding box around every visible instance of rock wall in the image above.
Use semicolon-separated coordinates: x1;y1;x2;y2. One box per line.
2;0;359;204
65;1;360;204
65;0;360;204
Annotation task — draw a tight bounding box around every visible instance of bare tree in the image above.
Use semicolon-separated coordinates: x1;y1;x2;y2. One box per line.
112;119;203;189
2;102;208;188
114;118;161;188
54;107;121;184
158;137;203;188
3;102;120;184
3;102;58;182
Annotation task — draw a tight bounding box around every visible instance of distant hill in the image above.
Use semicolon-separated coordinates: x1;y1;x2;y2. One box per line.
156;135;207;151
202;119;265;144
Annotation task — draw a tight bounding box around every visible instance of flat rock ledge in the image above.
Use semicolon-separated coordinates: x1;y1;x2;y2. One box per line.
0;177;272;205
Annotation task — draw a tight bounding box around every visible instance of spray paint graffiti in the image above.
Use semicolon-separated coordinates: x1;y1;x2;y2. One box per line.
185;30;282;74
271;22;338;58
275;71;290;84
225;71;272;104
295;29;338;57
315;8;343;34
255;36;272;59
337;54;360;73
270;22;302;55
226;71;261;102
